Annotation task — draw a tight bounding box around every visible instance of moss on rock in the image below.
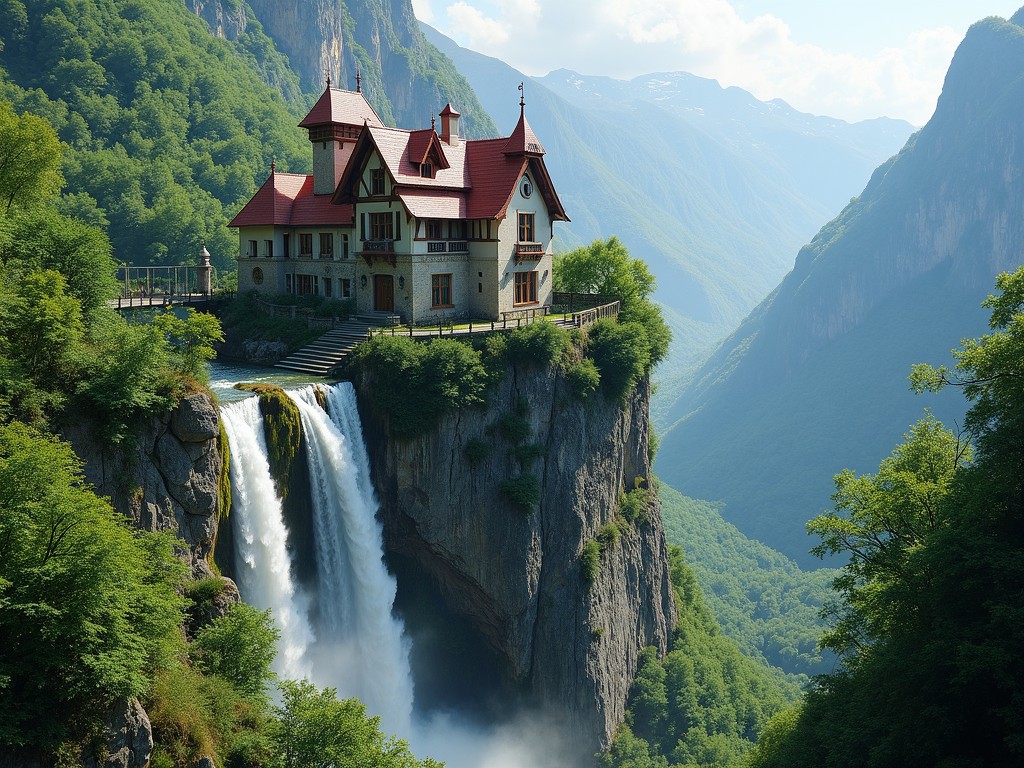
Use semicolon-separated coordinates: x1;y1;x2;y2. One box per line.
235;383;303;500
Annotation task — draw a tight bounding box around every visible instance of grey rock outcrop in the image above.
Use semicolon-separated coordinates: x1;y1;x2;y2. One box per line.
185;0;246;40
83;698;153;768
356;366;676;758
64;390;225;576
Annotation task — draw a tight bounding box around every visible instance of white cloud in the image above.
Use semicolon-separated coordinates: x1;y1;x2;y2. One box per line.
446;1;510;47
425;0;979;124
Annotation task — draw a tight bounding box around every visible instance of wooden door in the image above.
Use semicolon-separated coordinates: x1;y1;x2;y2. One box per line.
374;274;394;312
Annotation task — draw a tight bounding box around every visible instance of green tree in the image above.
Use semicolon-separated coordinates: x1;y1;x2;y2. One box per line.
806;414;968;661
0;268;83;384
152;308;224;382
750;270;1024;767
588;318;651;401
275;679;443;768
2;206;117;315
0;423;185;749
553;236;655;304
0;100;63;212
192;603;279;702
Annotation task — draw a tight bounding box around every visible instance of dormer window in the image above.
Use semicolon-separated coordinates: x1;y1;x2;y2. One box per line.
370;168;385;196
420;161;433;178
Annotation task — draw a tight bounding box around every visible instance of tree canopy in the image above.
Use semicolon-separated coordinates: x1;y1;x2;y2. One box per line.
554;236;655;304
750;269;1024;767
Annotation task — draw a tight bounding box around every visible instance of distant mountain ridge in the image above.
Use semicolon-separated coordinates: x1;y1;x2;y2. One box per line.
421;24;913;404
656;9;1024;562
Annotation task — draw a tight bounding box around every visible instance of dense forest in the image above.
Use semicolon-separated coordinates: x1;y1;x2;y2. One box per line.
747;271;1024;767
0;0;311;272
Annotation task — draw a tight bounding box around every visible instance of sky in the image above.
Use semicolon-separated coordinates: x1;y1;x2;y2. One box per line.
411;0;1023;125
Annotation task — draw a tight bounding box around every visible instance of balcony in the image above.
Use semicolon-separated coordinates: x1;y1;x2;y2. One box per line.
359;239;397;267
514;241;544;265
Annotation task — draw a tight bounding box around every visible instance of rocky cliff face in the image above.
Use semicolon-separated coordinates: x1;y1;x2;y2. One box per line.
187;0;497;137
64;392;227;580
356;365;676;757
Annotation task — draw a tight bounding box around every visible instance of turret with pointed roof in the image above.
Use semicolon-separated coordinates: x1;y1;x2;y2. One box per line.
301;83;385;195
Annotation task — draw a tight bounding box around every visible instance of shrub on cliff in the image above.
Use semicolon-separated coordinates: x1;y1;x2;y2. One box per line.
587;319;651;401
352;335;487;438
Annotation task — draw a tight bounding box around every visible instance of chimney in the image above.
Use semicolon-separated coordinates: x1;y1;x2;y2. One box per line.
439;103;461;146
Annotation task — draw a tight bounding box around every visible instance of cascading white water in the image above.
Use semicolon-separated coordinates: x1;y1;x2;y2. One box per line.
290;383;414;735
220;396;316;682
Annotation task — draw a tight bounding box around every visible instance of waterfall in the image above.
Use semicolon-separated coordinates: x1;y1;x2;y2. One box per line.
219;397;316;682
290;383;414;735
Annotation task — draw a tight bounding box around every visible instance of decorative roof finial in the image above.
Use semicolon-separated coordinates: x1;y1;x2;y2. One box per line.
271;158;276;174
431;114;436;130
326;72;332;89
356;69;362;93
518;81;525;111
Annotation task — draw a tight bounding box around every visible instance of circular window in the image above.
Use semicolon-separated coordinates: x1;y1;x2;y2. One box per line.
521;177;533;198
252;267;264;285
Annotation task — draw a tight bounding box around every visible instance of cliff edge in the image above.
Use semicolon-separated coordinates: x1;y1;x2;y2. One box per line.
356;362;677;757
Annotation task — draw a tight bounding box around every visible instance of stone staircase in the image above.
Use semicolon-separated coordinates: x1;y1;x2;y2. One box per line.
273;320;373;375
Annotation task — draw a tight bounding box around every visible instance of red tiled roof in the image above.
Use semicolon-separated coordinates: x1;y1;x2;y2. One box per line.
406;129;451;170
400;189;467;219
369;126;468;189
331;111;567;222
464;139;525;219
503;108;545;156
229;173;353;228
299;88;385;129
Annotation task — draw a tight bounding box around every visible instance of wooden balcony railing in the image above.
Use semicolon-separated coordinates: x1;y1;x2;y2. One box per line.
514;241;544;264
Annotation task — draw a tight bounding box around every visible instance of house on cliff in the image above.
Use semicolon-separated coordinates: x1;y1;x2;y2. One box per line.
230;82;568;323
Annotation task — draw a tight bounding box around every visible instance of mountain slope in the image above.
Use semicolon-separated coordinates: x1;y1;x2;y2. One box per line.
190;0;496;137
421;24;912;400
656;10;1024;563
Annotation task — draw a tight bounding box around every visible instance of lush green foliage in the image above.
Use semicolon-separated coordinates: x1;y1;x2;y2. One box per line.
0;423;186;749
658;484;832;680
566;357;601;399
275;679;443;768
601;546;795;768
0;0;310;270
555;237;671;371
588;318;651;401
580;539;601;585
463;436;490;463
554;236;655;303
499;474;540;512
750;269;1024;767
352;335;489;438
807;413;966;660
0;98;63;212
192;603;279;703
153;308;224;383
502;320;570;367
619;485;653;525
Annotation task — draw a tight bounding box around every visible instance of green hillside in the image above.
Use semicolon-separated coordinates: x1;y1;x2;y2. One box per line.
657;11;1024;563
659;484;833;680
0;0;495;274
